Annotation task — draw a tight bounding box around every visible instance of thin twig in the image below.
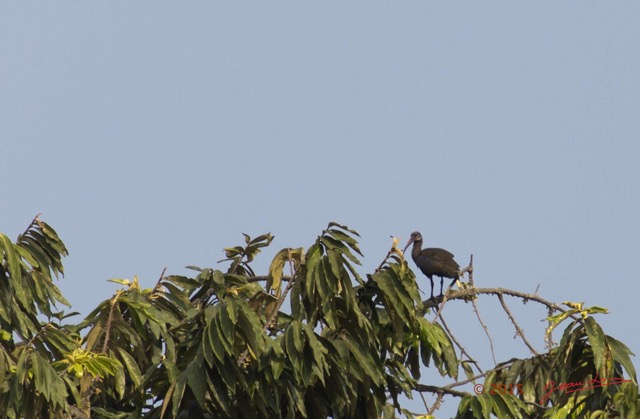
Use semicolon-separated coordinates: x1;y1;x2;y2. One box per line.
459;254;474;283
101;290;123;354
432;293;449;324
375;238;396;273
152;267;167;293
419;391;431;414
471;295;497;365
497;294;539;356
427;392;444;415
439;315;484;375
375;236;403;273
415;362;516;398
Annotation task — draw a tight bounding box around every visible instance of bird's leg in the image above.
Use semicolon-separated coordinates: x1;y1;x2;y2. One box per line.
429;277;435;299
448;278;458;289
439;277;444;296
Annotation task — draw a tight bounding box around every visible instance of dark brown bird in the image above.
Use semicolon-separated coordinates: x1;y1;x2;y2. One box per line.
403;231;460;299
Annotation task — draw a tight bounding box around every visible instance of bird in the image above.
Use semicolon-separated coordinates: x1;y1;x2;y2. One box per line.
403;231;460;299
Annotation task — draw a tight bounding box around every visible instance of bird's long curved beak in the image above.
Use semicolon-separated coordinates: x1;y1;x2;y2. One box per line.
402;237;414;253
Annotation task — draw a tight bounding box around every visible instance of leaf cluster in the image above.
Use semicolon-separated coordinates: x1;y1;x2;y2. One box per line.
0;217;103;417
1;217;638;419
456;308;639;418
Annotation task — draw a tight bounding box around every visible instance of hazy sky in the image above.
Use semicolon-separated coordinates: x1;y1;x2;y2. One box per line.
2;3;639;417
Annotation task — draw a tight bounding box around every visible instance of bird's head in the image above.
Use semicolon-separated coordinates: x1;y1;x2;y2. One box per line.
403;231;422;253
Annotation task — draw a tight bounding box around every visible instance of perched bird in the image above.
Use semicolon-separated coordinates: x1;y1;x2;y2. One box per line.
403;231;460;299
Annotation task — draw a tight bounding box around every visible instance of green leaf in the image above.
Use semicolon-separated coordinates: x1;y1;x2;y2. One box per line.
41;325;77;354
31;351;67;405
585;306;609;315
213;269;225;286
461;360;476;382
36;220;67;253
343;337;384;386
584;317;609;377
250;233;273;246
271;347;286;381
292;321;303;353
320;236;361;266
326;249;343;281
114;362;126;399
236;303;265;361
302;324;328;380
606;335;637;382
267;248;289;297
226;299;237;325
373;270;407;325
285;324;302;378
186;356;207;406
208;319;225;363
116;348;142;388
491;393;511;418
547;310;577;336
327;229;362;256
327;222;360;237
108;278;131;286
523;379;537;405
407;345;421;380
1;234;27;305
217;307;235;354
477;393;492;418
15;245;39;269
171;372;188;418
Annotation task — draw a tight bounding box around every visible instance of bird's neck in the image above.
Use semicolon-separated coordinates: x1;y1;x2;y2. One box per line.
412;240;423;258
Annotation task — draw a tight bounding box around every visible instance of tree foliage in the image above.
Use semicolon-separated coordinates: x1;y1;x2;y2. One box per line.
0;216;638;418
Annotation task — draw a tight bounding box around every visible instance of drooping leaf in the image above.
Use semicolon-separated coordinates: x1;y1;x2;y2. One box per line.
0;234;22;283
116;348;142;389
606;335;637;382
584;317;609;377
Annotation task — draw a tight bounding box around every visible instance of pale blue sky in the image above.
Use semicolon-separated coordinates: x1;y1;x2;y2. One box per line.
2;3;639;417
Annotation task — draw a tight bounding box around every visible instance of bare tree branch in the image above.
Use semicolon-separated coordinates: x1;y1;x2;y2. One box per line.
426;391;444;415
498;293;539;356
247;275;289;283
415;384;470;398
414;361;516;399
423;287;566;313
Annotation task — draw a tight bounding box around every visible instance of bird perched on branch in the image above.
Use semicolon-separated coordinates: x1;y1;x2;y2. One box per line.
403;231;460;299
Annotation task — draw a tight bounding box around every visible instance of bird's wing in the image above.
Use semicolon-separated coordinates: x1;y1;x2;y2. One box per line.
423;248;460;274
423;247;455;258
